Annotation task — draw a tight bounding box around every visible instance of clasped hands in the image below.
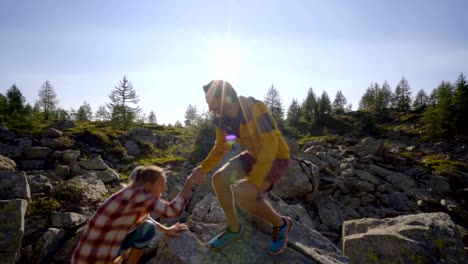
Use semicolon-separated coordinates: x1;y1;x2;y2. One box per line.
186;167;208;186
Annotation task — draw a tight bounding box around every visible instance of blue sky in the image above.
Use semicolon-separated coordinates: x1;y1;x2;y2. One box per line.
1;0;467;125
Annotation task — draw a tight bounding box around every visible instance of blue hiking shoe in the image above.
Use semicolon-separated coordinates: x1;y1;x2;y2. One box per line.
268;216;293;255
207;225;243;250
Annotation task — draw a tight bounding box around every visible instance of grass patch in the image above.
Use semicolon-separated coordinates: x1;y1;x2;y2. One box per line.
135;156;185;166
422;154;468;174
297;135;319;145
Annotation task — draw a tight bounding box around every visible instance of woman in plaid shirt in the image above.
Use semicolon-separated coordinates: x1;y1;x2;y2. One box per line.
72;165;194;264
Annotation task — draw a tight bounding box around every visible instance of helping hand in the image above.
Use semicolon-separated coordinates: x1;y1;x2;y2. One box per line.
163;222;188;237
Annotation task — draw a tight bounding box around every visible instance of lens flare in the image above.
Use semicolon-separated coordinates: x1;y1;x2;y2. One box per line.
226;134;236;145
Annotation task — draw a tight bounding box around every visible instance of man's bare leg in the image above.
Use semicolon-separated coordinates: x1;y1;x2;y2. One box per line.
211;167;242;232
236;180;283;227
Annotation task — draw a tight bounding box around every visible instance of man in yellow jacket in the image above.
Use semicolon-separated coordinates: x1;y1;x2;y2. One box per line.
191;80;292;255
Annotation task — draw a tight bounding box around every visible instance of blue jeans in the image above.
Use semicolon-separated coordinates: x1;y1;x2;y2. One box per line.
119;219;157;254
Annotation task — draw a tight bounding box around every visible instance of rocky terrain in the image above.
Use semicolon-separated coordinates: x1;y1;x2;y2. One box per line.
0;121;467;263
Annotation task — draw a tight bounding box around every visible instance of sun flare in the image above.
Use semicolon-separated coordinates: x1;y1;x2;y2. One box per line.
213;47;241;80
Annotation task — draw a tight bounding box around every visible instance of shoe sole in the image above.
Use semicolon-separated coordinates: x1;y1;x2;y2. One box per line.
206;234;243;251
268;217;293;255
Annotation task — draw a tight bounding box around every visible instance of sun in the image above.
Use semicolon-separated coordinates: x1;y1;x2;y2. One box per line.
213;47;241;81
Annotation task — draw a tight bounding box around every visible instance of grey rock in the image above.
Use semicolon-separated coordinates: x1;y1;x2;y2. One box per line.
0;199;27;260
0;154;17;171
61;150;80;165
343;212;466;264
47;127;63;138
354;169;380;185
369;164;415;192
0;143;22;158
32;228;66;264
20;160;46;170
27;174;53;194
125;140;141;156
13;137;33;148
315;194;344;231
343;178;375;193
24;147;53;159
53;226;86;263
274;159;313;199
79;156;109;170
0;125;15;141
41;138;66;148
51;212;87;228
54;164;70;179
0;171;30;200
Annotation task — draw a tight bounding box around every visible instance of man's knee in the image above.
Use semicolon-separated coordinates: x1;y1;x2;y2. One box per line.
211;170;228;188
212;168;240;188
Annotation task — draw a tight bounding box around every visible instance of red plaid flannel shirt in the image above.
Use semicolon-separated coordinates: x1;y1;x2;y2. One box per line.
72;186;188;264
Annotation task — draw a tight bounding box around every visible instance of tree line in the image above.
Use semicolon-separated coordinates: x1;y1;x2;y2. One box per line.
2;73;467;141
0;76;157;131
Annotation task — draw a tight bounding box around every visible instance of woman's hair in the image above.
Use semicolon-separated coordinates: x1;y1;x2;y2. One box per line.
203;80;239;103
128;165;166;187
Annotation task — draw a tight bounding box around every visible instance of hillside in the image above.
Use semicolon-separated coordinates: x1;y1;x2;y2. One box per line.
0;112;467;263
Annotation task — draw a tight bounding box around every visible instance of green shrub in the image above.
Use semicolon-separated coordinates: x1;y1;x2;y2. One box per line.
109;144;127;158
190;119;216;163
26;198;62;217
57;136;75;148
51;181;87;202
139;140;157;156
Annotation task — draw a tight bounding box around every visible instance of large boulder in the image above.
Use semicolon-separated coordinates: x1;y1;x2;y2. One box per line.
274;159;313;199
342;212;466;264
0;199;27;263
0;171;30;200
0;143;22;158
0;154;17;171
175;194;350;264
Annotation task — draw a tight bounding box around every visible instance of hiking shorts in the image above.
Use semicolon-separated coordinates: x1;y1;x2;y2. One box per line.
119;219;157;253
235;151;289;191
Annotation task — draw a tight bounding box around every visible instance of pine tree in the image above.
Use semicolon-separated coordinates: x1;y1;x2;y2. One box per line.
302;87;317;123
263;85;284;123
38;81;58;121
95;105;110;121
393;77;412;112
428;87;439;108
174;120;183;127
380;81;393;110
148;110;157;124
346;103;353;113
332;90;347;115
107;76;141;130
286;98;302;128
77;101;93;121
317;91;331;116
422;81;454;140
55;108;70;120
184;104;199;127
412;89;429;113
359;83;378;110
453;73;468;133
0;93;7;122
6;84;26;116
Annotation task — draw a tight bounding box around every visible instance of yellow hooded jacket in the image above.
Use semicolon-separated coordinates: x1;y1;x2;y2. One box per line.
199;96;290;187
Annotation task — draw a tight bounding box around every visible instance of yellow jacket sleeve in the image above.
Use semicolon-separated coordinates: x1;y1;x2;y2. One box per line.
199;127;231;173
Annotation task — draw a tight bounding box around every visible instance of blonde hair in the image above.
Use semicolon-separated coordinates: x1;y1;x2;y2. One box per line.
128;165;166;187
